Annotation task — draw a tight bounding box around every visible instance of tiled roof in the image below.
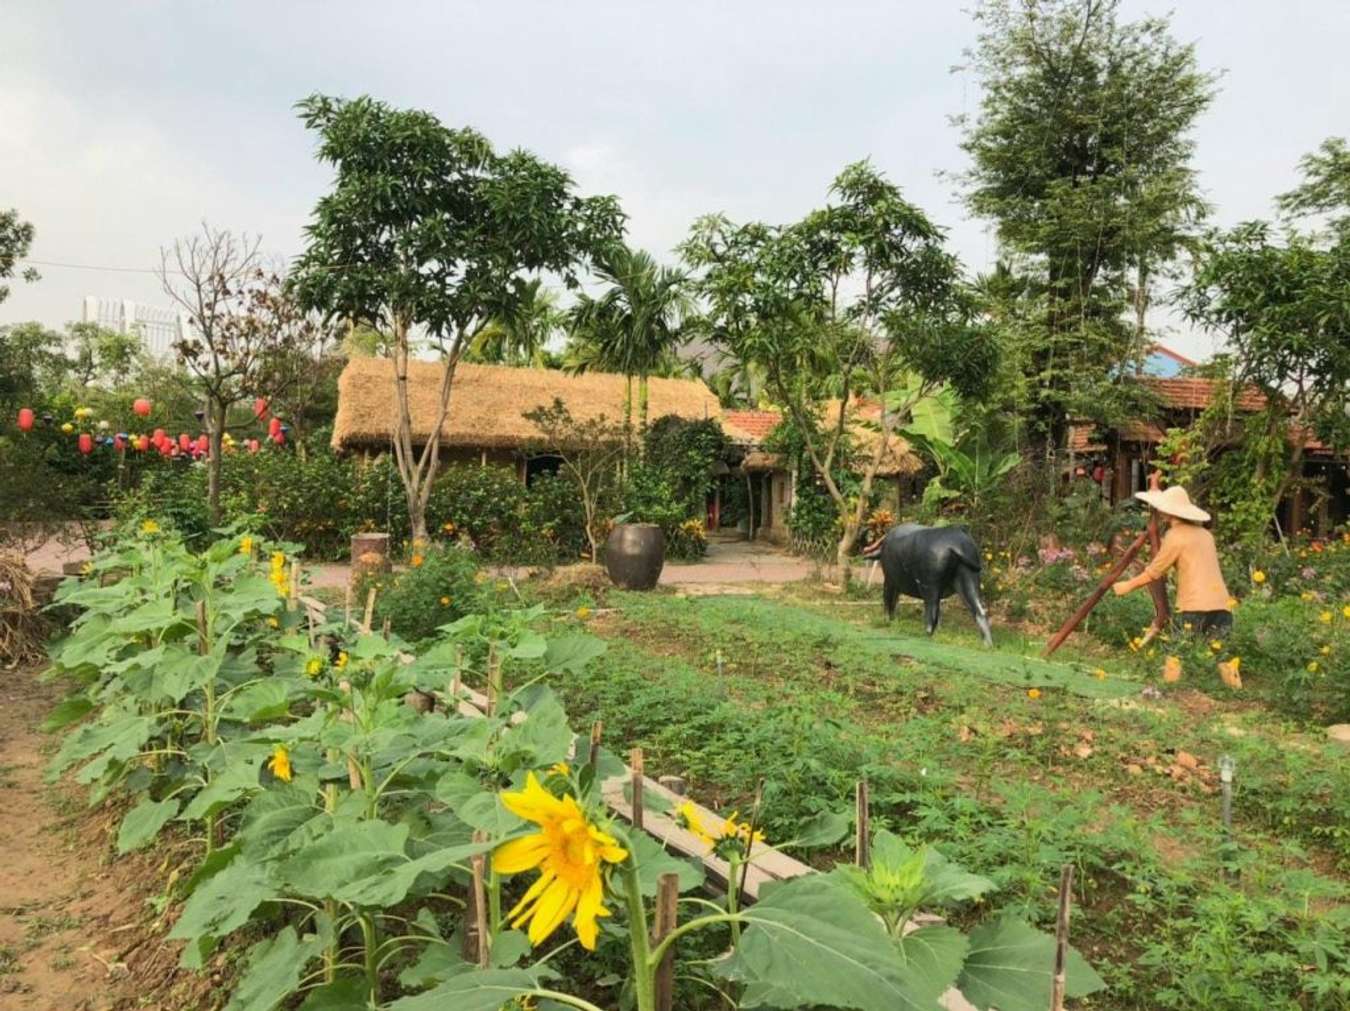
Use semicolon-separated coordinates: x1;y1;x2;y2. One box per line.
722;409;782;443
1142;377;1267;413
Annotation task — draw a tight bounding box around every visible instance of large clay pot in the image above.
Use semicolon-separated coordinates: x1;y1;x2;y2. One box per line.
605;523;665;590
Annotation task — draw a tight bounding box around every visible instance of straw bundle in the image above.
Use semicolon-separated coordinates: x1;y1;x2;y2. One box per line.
0;555;46;668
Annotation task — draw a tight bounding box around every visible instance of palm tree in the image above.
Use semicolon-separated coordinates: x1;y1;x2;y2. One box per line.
467;279;565;367
566;246;692;439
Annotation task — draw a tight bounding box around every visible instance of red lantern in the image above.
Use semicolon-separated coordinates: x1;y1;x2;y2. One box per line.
153;427;166;444
136;435;149;452
196;434;209;454
272;430;285;446
78;432;93;455
133;398;152;417
178;432;191;452
267;416;282;438
17;408;34;432
158;438;173;457
253;397;269;420
113;434;125;451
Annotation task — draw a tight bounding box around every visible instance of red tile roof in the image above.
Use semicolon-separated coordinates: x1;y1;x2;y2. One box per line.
722;409;782;443
1142;377;1267;413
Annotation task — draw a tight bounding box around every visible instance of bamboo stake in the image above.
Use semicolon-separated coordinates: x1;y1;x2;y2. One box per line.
194;600;208;655
1050;864;1074;1011
652;872;680;1011
361;587;377;634
588;720;603;770
855;778;871;869
469;830;490;969
287;560;300;612
631;748;645;832
343;582;353;631
485;646;501;717
1043;530;1149;657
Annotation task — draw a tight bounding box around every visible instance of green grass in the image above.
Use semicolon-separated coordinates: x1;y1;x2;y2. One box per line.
519;584;1350;1011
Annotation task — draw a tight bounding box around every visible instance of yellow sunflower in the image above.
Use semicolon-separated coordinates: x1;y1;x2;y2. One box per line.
268;745;293;783
304;656;323;678
140;519;160;535
492;773;628;950
675;800;713;846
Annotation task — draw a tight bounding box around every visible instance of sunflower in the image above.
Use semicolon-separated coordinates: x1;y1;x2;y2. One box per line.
140;519;160;535
1251;570;1267;585
674;800;713;846
239;535;254;557
335;651;349;670
492;773;628;950
268;745;293;783
304;656;324;678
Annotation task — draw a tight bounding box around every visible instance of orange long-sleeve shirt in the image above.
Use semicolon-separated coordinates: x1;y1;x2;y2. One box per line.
1125;522;1231;612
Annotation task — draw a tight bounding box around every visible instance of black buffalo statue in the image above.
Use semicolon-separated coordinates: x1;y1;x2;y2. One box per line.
865;523;993;647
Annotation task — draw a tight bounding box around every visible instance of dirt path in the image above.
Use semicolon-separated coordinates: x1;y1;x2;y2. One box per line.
0;667;201;1011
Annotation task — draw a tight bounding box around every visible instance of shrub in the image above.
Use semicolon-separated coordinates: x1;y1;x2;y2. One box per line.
362;543;483;644
621;462;706;560
114;462;212;548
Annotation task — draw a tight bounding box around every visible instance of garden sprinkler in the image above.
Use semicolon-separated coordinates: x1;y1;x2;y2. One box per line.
715;649;725;676
1219;754;1234;837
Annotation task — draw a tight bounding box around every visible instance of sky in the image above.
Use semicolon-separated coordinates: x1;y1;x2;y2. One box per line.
3;1;1347;361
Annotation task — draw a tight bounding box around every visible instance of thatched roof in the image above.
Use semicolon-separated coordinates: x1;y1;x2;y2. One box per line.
724;401;921;477
331;357;721;452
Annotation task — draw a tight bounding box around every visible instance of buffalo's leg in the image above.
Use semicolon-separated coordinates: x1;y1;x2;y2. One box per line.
955;567;994;647
922;592;942;636
883;579;900;621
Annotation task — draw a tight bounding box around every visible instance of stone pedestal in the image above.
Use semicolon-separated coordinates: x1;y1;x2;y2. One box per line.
351;532;391;585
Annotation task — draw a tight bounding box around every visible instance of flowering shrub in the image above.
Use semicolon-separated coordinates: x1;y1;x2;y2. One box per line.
358;542;483;644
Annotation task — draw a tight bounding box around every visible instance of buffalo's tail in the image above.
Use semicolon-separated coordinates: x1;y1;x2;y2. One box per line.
952;535;982;574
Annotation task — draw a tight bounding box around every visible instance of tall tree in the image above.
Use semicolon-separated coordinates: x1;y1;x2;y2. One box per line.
956;0;1215;465
291;94;623;542
567;246;691;442
683;161;996;583
160;226;311;524
0;209;39;304
466;279;565;367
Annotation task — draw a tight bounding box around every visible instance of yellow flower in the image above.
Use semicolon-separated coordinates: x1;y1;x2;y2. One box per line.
1301;591;1316;602
304;656;323;678
140;519;160;535
269;552;289;597
1128;637;1142;652
410;554;424;568
721;810;765;847
267;616;280;628
549;762;571;777
60;421;74;434
1228;597;1239;609
1308;660;1320;673
1027;688;1042;700
1319;645;1331;656
1183;622;1193;632
575;606;592;621
1093;668;1107;680
492;773;628;950
1209;640;1223;652
335;651;349;670
1251;570;1266;585
496;580;510;592
474;571;487;584
440;596;451;606
1343;604;1350;620
239;535;254;556
442;521;456;533
1163;656;1182;683
268;745;293;783
1319;611;1332;624
675;800;714;846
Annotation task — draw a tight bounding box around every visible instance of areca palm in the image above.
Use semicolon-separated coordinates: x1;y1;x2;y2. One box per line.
567;246;692;438
468;279;565;366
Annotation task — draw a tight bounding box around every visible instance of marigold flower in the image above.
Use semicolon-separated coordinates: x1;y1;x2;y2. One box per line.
1319;611;1332;624
140;519;160;535
492;772;628;950
268;745;293;783
440;596;451;606
575;606;592;621
1209;640;1223;652
1319;645;1331;656
1301;591;1316;602
335;651;349;670
1027;688;1042;700
1251;570;1266;585
410;554;424;568
1228;597;1238;609
1343;605;1350;619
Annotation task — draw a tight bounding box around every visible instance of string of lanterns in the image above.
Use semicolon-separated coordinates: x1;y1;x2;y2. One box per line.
11;396;290;458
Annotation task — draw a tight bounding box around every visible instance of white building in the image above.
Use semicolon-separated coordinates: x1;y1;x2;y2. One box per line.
81;296;188;359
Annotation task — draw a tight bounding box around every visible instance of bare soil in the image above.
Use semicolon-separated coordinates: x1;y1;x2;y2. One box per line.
0;666;213;1011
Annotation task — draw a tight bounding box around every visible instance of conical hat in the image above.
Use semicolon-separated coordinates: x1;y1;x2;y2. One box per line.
1134;485;1210;523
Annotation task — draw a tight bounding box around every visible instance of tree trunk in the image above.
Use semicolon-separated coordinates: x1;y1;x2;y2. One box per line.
638;372;649;451
207;399;226;526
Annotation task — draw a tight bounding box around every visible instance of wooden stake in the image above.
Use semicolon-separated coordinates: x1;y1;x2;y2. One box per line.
287;560;300;612
588;720;603;770
1043;530;1149;657
381;617;391;639
361;587;377;634
194;600;208;655
485;646;501;717
652;872;680;1011
469;830;491;969
631;748;645;832
855;777;871;869
343;582;353;631
1050;864;1074;1011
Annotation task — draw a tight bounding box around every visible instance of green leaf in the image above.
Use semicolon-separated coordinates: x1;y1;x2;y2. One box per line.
41;696;94;732
630;832;705;898
397;936;468;991
957;914;1105;1011
895;925;969;1010
498;692;572;768
722;874;947;1011
223;680;292;723
338;840;489;907
783;809;850;849
224;926;323;1011
385;969;547;1011
117;796;180;854
489;929;531;968
456;791;524;837
237;784;322;860
279;821;410;902
543;633;607;673
296;978;368;1011
169;857;276;946
180;759;263;821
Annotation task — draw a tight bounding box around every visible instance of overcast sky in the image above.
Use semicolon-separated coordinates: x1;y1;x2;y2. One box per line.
3;1;1346;360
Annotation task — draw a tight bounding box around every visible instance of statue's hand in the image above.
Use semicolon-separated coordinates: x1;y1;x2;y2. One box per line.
1111;581;1130;597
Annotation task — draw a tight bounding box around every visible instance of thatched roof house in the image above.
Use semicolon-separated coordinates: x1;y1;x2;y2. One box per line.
330;357;720;454
722;404;922;477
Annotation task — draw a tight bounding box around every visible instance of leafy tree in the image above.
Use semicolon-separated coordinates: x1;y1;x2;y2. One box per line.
466;279;566;367
0;208;39;304
1277;136;1350;237
0;321;65;414
522;398;625;562
956;0;1216;464
567;245;692;445
65;322;146;387
291;94;623;542
683;161;995;583
160;225;315;524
